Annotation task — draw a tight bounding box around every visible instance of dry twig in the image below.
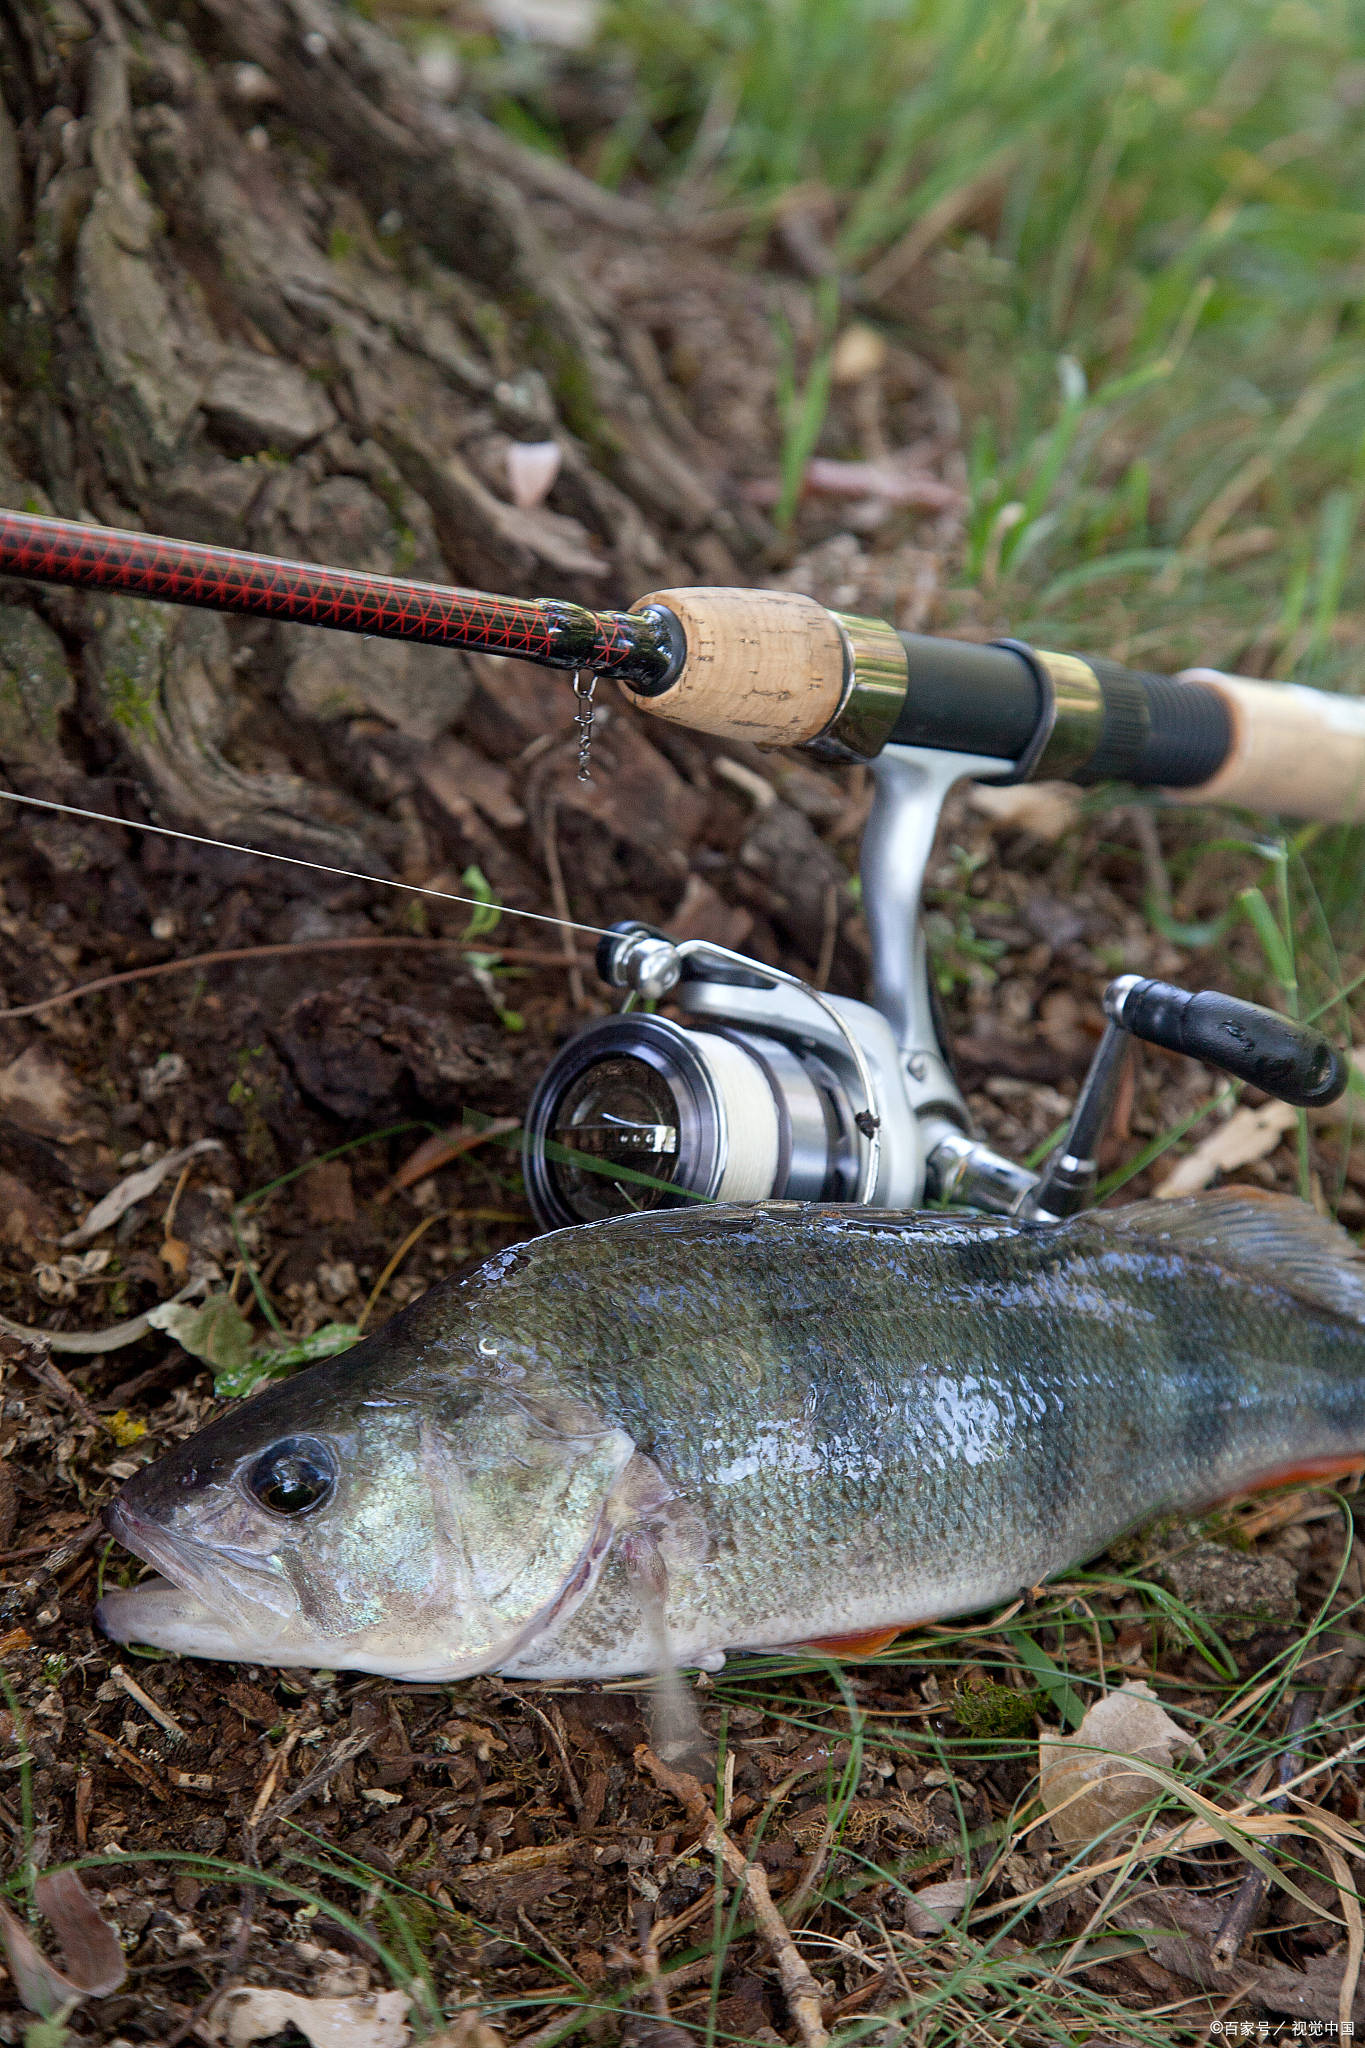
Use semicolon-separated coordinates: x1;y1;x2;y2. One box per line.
0;933;593;1023
632;1901;691;2046
1213;1693;1317;1969
636;1743;830;2048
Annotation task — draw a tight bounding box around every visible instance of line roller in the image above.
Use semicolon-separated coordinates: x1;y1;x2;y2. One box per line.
3;507;1365;821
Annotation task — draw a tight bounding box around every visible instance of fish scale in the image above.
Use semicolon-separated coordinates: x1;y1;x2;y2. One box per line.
98;1191;1365;1681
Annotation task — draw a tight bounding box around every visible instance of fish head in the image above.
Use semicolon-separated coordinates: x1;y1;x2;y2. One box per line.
97;1318;636;1680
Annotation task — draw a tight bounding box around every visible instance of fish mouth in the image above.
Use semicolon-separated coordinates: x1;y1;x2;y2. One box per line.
97;1498;299;1657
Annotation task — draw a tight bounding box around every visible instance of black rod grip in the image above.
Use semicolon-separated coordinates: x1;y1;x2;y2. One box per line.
883;636;1233;788
1082;657;1232;787
887;636;1041;758
1107;977;1347;1107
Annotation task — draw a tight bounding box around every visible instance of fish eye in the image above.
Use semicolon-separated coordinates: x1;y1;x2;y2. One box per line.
246;1437;336;1517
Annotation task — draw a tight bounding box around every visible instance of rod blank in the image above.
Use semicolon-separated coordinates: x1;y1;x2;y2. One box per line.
0;507;674;687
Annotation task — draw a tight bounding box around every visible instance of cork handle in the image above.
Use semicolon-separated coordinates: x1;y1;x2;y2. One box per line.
1171;669;1365;822
624;587;846;746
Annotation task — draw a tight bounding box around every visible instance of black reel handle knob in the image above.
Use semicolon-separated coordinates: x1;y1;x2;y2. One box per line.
1105;976;1347;1108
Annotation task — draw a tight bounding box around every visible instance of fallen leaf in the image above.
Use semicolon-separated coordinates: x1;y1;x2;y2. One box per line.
482;0;597;47
205;1985;411;2048
419;739;526;832
34;1248;112;1301
1256;1952;1365;2025
0;1869;125;2015
969;780;1083;843
1038;1680;1205;1853
160;1234;190;1277
146;1290;254;1373
62;1138;224;1245
505;439;562;509
1155;1099;1297;1198
744;454;962;510
1110;1884;1228;1989
0;1168;57;1251
304;1159;358;1227
385;1117;519;1197
419;2014;507;2048
0;1045;89;1144
904;1879;971;1934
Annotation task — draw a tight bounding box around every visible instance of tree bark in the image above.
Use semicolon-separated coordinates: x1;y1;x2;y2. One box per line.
0;0;761;868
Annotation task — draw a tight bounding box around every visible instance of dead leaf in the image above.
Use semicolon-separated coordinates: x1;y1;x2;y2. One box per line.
0;1045;89;1144
145;1290;254;1372
1038;1680;1205;1853
1256;1952;1365;2025
0;1169;57;1251
419;739;526;831
34;1248;112;1301
1155;1099;1297;1198
62;1138;224;1246
304;1159;358;1227
160;1234;190;1277
668;874;754;953
205;1984;411;2048
505;439;562;509
0;1869;125;2015
744;454;962;510
419;2014;506;2048
384;1117;519;1199
1110;1884;1228;1989
969;780;1083;843
482;0;597;49
904;1879;971;1934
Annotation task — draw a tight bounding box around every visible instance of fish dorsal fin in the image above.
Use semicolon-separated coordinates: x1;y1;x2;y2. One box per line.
1093;1188;1365;1324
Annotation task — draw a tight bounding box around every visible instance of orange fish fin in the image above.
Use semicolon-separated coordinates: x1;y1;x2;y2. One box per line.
802;1625;909;1657
1245;1454;1365;1494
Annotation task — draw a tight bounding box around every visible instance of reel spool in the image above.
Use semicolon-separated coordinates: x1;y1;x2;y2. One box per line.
523;923;924;1232
523;1013;863;1229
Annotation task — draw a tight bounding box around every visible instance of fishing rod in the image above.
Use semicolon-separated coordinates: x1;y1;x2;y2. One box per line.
0;503;1358;1232
4;507;1365;817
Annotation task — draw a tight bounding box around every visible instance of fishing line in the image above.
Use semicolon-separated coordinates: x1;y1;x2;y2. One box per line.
0;786;611;943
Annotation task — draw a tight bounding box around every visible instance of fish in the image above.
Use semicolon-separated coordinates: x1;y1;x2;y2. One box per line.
97;1189;1365;1682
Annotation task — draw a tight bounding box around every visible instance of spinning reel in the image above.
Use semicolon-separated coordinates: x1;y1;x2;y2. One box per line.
523;747;1348;1230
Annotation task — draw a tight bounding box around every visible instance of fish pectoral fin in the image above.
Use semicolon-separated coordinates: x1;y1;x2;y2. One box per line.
1094;1188;1365;1324
620;1530;708;1767
801;1625;910;1657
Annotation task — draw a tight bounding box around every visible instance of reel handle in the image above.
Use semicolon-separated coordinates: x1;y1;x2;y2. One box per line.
1106;976;1347;1109
1029;975;1347;1218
